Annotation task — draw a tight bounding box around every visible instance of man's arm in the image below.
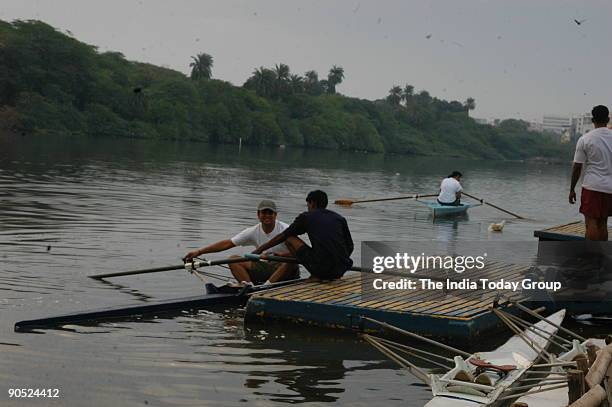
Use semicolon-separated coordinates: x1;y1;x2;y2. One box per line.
569;162;582;204
569;162;582;205
183;239;235;262
252;231;287;255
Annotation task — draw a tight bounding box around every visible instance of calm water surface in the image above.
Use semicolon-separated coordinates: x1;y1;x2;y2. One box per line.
0;135;588;406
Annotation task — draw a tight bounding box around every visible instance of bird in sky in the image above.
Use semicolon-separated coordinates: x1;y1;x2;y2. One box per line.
425;34;432;39
574;19;586;25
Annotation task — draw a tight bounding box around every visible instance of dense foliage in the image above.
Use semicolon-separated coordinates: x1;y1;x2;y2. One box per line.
0;19;569;159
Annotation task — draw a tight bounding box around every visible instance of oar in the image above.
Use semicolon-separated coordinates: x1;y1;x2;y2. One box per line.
462;192;525;219
89;257;249;280
334;194;438;206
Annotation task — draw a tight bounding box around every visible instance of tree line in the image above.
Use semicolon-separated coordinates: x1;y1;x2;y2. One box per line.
0;19;570;159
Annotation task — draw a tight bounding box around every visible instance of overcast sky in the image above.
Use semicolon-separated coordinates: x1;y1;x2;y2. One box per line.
2;0;611;121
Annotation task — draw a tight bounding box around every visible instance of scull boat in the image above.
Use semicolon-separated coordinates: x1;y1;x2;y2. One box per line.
364;308;566;407
14;279;304;332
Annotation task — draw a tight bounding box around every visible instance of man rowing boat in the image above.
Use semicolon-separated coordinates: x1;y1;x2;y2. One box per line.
253;190;354;281
437;171;463;206
183;200;299;285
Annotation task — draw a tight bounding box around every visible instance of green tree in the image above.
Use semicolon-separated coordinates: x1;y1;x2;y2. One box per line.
402;84;414;107
387;85;402;106
464;97;476;115
289;74;304;94
189;53;213;80
327;65;344;94
244;67;275;98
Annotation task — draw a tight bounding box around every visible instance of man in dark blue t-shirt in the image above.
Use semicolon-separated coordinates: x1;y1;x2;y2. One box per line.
252;190;353;280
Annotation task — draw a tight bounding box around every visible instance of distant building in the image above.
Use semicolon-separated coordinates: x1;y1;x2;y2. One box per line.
542;115;571;134
572;113;593;140
528;122;543;132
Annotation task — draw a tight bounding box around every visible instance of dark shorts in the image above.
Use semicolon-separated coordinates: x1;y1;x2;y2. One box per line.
248;261;300;285
437;199;461;206
580;188;612;219
295;245;346;280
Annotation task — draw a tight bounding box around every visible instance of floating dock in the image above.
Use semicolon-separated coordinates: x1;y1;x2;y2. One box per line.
534;221;611;241
246;262;527;341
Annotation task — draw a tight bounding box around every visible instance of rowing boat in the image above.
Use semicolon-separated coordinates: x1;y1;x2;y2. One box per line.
363;309;566;407
425;309;565;406
418;200;481;217
14;280;303;332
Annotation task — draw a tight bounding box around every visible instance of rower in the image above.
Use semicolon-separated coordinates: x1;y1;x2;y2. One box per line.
437;171;463;206
252;190;354;281
182;200;299;286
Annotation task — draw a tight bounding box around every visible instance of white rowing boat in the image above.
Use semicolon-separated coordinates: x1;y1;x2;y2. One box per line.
363;308;566;407
425;309;565;406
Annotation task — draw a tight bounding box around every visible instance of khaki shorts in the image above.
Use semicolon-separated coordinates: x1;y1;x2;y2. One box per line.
248;261;300;285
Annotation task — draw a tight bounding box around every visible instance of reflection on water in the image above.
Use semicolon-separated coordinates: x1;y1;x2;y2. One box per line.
0;135;583;406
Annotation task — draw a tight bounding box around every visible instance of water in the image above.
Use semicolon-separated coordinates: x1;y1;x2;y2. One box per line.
0;135;589;406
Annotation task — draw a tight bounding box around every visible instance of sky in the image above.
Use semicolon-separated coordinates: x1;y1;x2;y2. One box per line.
2;0;611;122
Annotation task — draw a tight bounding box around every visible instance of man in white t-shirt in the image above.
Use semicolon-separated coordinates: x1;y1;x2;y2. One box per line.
437;171;463;206
569;105;612;241
183;200;299;284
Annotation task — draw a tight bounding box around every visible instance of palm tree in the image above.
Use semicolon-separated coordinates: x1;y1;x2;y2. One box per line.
273;63;290;97
387;85;402;106
464;97;476;115
246;67;275;97
402;85;414;104
289;74;304;93
189;53;213;80
304;70;319;85
304;70;323;95
327;65;344;94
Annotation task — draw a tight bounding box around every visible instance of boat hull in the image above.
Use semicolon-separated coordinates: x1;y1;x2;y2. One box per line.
14;279;304;332
420;201;477;217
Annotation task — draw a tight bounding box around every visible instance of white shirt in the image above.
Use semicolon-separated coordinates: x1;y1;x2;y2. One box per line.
438;177;463;203
231;220;289;253
574;127;612;194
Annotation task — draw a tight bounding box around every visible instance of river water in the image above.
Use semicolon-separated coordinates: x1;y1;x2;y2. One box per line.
0;135;592;406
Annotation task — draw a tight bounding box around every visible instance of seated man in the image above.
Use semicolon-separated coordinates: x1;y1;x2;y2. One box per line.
437;171;463;206
183;200;299;285
253;190;354;281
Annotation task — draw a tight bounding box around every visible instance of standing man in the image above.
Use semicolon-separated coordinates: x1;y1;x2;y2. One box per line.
253;190;353;281
437;171;463;206
183;200;299;285
569;105;612;241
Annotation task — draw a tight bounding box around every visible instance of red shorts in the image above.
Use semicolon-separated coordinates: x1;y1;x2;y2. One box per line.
580;188;612;218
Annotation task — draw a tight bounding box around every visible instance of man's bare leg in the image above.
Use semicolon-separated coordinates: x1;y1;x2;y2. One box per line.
267;263;299;283
228;255;252;282
585;217;608;241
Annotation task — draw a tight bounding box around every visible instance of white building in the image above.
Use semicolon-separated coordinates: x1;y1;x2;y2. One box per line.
542;115;571;134
572;113;593;139
528;121;543;132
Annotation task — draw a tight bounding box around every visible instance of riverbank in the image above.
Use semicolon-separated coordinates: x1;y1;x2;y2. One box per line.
0;19;573;160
